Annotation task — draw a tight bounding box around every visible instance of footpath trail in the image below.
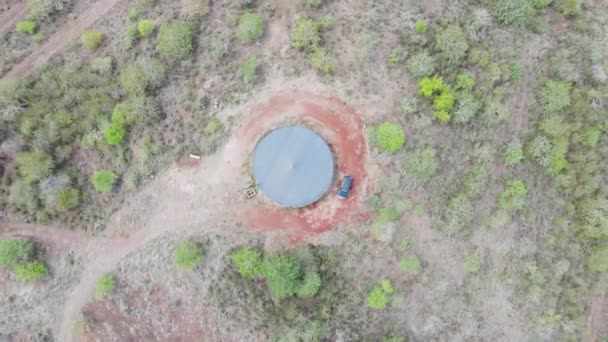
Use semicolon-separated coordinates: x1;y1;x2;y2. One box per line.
3;0;125;79
0;1;28;34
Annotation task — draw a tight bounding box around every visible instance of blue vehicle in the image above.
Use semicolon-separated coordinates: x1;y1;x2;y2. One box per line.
337;176;353;199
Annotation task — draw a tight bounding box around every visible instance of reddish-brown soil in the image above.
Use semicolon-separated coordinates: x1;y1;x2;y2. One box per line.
237;91;369;241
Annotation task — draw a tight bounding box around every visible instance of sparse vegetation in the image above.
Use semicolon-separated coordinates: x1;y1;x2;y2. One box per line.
80;30;104;49
237;12;264;44
157;21;193;60
173;240;204;270
94;274;116;300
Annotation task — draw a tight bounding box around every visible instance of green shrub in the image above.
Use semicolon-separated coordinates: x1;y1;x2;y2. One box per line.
399;256;422;275
173;240;204;270
504;143;524;166
436;25;469;66
418;76;447;97
291;18;320;51
480;99;509;125
463;252;482;273
16;151;54;183
94;274;116;300
539;80;571;114
0;239;36;268
9;180;39;212
104;123;127;145
137;19;155;37
297;272;321;298
80;30;104;49
204;118;222;136
91;56;113;74
91;170;118;193
137;57;167;90
453;91;481;123
14;261;46;283
386;48;405;67
367;279;394;309
157;21;193;60
231;246;262;278
415;19;428;33
237;12;264;44
577;198;607;239
56;187;80;211
555;0;581;16
125;24;139;47
374;123;405;153
588;246;608;272
498;180;527;211
407;51;435;78
16;21;38;34
531;0;553;8
309;48;336;75
495;0;535;27
418;76;454;124
262;255;301;299
119;64;147;95
403;147;438;183
444;193;474;234
456;73;475;90
240;56;259;83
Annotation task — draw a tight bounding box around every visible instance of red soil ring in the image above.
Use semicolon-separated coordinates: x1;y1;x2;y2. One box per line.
237;90;368;241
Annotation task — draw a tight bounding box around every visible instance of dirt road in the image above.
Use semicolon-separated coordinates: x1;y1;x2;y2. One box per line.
3;0;125;79
0;1;28;35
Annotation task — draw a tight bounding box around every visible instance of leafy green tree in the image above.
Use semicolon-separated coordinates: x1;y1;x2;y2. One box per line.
16;151;54;183
399;256;422;275
0;239;36;268
239;56;259;83
403;147;438;183
91;170;118;193
374;123;405;153
436;25;469;66
463;252;482;273
407;51;435;78
104;123;127;145
415;19;428;33
309;48;336;75
231;246;262;278
173;241;204;270
495;0;535;27
291;18;320;51
262;255;302;299
498;180;527;211
539;80;571;114
14;261;46;283
367;279;394;309
237;12;264;44
137;19;155;37
418;76;447;97
588;246;608;272
456;73;475;90
95;274;116;300
297;272;321;298
16;21;38;34
157;21;193;60
80;30;104;49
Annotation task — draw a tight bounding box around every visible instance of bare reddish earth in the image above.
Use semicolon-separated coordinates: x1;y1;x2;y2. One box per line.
238;91;369;241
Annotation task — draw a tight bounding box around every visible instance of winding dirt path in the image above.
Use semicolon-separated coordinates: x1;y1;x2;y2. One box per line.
3;0;125;79
1;87;370;341
0;1;28;35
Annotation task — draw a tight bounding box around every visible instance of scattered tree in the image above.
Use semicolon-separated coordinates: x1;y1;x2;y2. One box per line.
173;240;204;270
157;21;193;60
374;123;405;153
91;170;118;193
80;30;104;49
231;246;262;278
94;274;116;300
237;12;264;44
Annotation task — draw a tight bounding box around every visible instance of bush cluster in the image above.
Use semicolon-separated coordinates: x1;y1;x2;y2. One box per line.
367;279;394;309
80;30;104;49
418;76;454;124
16;21;38;35
373;123;405;153
94;274;116;300
157;21;193;60
173;240;204;270
0;239;46;283
237;12;264;44
91;170;118;193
